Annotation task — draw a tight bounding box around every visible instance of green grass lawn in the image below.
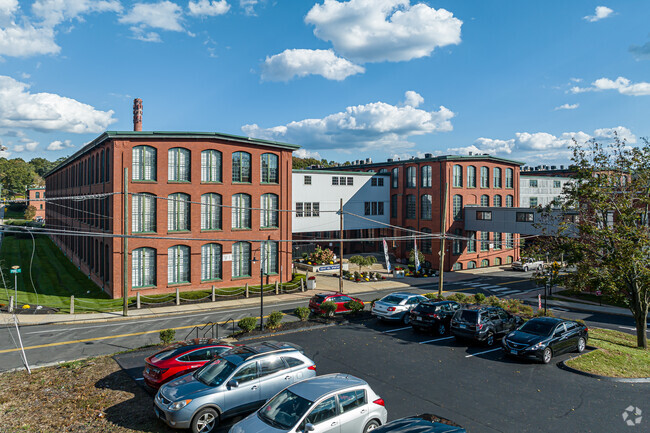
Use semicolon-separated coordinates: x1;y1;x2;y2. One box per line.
3;204;27;219
555;289;628;308
565;328;650;378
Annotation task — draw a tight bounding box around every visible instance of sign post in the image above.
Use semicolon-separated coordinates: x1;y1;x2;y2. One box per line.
10;266;21;310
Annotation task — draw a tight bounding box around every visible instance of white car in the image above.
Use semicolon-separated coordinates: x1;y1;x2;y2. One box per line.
511;258;545;272
371;292;428;324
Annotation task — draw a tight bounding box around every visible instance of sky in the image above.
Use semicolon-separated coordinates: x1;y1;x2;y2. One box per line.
0;0;649;167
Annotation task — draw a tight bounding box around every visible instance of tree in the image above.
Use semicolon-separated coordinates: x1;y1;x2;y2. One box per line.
29;157;57;177
24;205;36;220
408;249;425;269
530;136;649;349
0;158;35;196
348;255;377;271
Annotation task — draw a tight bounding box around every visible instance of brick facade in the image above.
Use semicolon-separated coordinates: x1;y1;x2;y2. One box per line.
26;187;46;220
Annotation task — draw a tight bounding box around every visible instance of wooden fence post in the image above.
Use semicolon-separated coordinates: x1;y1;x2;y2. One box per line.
212;285;216;302
175;288;180;305
245;283;249;298
136;292;141;309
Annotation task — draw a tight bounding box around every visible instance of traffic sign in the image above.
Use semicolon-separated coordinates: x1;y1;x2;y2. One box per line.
10;268;21;274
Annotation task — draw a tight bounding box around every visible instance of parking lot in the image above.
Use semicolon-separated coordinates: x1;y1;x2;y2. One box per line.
116;317;648;433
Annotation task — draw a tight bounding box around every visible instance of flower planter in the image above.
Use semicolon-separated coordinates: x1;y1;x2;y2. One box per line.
306;278;317;290
393;269;405;278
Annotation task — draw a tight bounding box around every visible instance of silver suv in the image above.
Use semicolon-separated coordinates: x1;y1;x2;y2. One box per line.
154;341;316;433
230;374;388;433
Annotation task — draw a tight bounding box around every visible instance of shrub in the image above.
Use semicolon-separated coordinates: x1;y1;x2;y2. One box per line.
474;292;486;304
266;311;284;329
344;300;365;314
238;316;258;332
320;301;337;316
159;329;175;345
423;292;437;299
519;305;534;316
294;307;311;321
533;309;555;318
486;295;502;307
370;298;380;308
448;293;468;303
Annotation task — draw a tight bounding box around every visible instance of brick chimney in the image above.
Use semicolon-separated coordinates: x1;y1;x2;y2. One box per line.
133;98;143;131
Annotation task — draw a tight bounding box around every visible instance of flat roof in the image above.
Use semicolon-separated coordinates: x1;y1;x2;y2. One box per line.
27;187;46;190
293;169;382;176
45;131;300;178
318;154;525;170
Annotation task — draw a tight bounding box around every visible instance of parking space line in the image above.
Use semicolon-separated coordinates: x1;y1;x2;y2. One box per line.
382;326;412;333
465;347;502;358
551;307;569;312
489;287;511;292
135;378;144;381
418;336;454;344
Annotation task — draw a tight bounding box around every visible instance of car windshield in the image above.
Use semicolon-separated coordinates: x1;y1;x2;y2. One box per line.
194;358;236;386
455;310;478;323
415;304;439;313
152;348;183;362
381;295;405;305
258;389;314;430
312;295;328;303
518;320;556;336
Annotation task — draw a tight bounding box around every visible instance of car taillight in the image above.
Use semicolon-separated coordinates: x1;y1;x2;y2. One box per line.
308;365;316;371
584;327;589;332
387;307;396;312
477;324;483;330
432;314;439;319
373;398;385;406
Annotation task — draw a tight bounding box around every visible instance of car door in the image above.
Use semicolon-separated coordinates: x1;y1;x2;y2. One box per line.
552;322;570;354
337;296;353;312
563;321;581;349
304;396;341;433
487;309;502;335
224;361;260;416
337;389;368;433
497;309;515;334
258;356;291;401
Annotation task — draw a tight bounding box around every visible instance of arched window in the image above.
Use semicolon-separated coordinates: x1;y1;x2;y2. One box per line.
453;165;463;187
261;193;279;228
421;166;432;188
232;241;251;277
406;195;416;219
480;195;489;206
201;243;222;281
132;193;156;233
201;193;222;230
406;166;417;188
495;257;502;266
391;168;399;188
453;263;463;270
453;195;463;221
232;151;251;183
506;168;514;188
132;247;156;287
506;255;513;264
467;261;477;269
467;166;476;188
493;167;502;188
100;150;105;183
480;167;489;188
506;194;514;207
494;194;502;207
168;193;190;231
232;193;251;229
261;153;279;183
481;259;489;268
201;150;222;183
262;241;278;274
421;195;432;220
35;192;40;198
105;149;110;182
421;228;432;253
168;245;190;284
132;146;156;181
168;148;191;182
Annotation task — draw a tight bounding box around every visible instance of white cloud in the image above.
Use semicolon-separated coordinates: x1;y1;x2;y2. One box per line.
119;1;185;39
239;0;259;15
554;103;579;110
402;90;424;108
13;139;38;152
188;0;230;16
242;91;454;151
46;139;74;151
293;148;322;160
32;0;122;27
584;6;613;22
0;75;116;133
0;24;59;57
261;49;365;81
569;77;582;83
305;0;462;63
570;76;650;96
593;126;636;143
0;0;18;24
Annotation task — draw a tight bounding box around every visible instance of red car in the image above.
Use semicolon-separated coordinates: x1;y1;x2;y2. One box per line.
309;292;364;316
142;338;232;389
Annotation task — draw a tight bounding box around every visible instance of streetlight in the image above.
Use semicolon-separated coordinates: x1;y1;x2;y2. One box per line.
10;265;21;310
251;254;265;331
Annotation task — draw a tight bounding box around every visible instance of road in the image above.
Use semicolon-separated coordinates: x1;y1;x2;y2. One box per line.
0;271;644;372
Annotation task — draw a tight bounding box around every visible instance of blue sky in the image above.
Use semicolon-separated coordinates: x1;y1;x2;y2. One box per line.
0;1;649;166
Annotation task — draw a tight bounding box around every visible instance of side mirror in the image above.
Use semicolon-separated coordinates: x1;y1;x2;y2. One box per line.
305;423;315;432
227;379;239;388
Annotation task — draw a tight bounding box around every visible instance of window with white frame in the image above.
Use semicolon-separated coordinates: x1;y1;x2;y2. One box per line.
132;193;156;233
304;176;312;185
132;247;156;287
453;165;463;187
261;193;279;228
168;193;190;231
480;231;490;251
494;194;502;207
364;201;384;216
232;193;251;229
467;166;476;188
421;195;432;220
201;193;222;230
453;195;463;221
261;153;279;183
493;167;502;188
168;245;190;284
493;233;502;250
468;231;476;252
480;166;489;188
406;166;417;188
201;150;222;183
452;229;462;255
506;194;514;207
505;233;514;248
132;146;156;181
201;243;222;281
506;168;514;188
296;202;303;217
371;177;384;186
168;148;191;182
332;176;339;185
529;197;538;207
529;179;538;188
346;177;353;185
232;242;251;277
232;152;251;183
261;241;278;274
481;195;489;206
421;165;432;188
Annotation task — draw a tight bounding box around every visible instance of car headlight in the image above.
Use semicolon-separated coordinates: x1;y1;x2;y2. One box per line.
169;399;192;411
528;342;545;350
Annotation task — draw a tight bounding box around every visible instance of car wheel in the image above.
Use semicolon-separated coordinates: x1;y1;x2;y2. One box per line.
485;332;495;346
363;419;380;433
437;323;447;336
191;408;219;433
523;266;528;272
402;313;410;325
576;337;586;353
542;347;553;364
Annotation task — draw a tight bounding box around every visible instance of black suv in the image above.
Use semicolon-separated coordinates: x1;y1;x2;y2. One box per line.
450;306;522;346
410;301;461;335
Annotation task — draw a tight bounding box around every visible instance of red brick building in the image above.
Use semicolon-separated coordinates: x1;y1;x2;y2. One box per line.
44;129;297;299
341;155;523;271
26;187;46;220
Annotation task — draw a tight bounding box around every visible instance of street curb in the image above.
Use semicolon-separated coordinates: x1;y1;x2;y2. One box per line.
558;354;650;383
235;323;337;341
520;298;632;318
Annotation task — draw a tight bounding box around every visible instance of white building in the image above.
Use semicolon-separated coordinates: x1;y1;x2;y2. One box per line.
520;173;572;208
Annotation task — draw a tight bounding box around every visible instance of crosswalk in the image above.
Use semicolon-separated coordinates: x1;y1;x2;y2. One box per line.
445;281;542;298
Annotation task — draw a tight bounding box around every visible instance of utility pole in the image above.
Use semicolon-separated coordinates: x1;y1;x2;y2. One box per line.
123;168;129;317
438;183;448;297
339;198;343;293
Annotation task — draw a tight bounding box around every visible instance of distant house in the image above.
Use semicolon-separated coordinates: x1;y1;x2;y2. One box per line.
26;187;46;220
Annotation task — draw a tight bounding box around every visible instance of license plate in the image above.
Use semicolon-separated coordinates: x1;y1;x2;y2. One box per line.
511;349;518;355
459;324;467;329
416;317;423;321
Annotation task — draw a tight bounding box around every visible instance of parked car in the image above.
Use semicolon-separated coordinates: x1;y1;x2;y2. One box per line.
309;292;363;316
143;339;233;389
502;317;588;364
230;373;388;433
371;292;428;324
450;306;523;346
511;257;545;272
372;414;466;433
154;341;316;433
410;301;461;335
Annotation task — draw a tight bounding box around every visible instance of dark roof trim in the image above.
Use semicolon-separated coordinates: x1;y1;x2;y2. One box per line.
318;155;525;170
